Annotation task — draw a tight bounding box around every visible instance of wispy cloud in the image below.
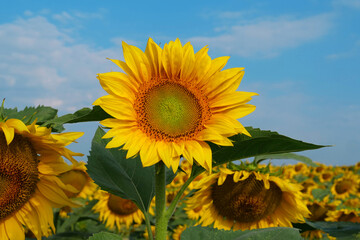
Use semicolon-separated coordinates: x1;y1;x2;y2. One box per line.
189;14;333;58
332;0;360;8
0;15;122;111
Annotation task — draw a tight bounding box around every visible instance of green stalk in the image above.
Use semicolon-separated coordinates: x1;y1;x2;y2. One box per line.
165;174;197;220
144;212;154;240
155;162;167;240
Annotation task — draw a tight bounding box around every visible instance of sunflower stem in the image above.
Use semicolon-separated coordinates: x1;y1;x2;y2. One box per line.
155;162;167;240
144;212;154;240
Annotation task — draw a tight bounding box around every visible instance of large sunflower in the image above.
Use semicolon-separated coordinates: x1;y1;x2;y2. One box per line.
0;118;83;240
186;168;310;230
92;190;144;230
94;38;257;172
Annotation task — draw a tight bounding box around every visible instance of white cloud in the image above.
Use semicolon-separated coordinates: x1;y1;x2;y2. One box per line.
189;14;333;58
0;15;123;112
33;98;64;108
52;11;74;23
333;0;360;8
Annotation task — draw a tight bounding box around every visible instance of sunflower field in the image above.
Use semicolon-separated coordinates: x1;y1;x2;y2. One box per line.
1;39;359;240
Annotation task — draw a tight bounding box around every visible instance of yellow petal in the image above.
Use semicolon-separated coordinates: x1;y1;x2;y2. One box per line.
1;124;14;145
122;41;151;82
145;38;163;78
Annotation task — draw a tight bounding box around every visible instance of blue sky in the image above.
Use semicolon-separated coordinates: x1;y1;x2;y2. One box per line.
1;0;359;165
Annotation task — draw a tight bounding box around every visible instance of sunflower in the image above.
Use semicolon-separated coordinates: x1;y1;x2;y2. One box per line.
331;172;359;199
325;209;360;223
301;230;336;240
0;118;83;240
92;190;144;230
186;168;310;230
306;199;338;222
318;170;334;183
93;38;257;172
172;225;187;240
58;162;98;217
58;161;98;200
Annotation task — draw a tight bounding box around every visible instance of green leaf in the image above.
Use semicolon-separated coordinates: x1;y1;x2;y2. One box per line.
87;127;155;213
43;106;112;132
88;232;122;240
311;188;331;201
254;153;318;167
4;106;58;125
191;127;327;176
298;221;360;239
181;226;303;240
56;200;98;233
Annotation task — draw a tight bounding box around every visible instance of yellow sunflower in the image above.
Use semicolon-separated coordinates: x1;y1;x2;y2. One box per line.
331;172;359;199
186;168;310;230
325;209;360;223
172;225;187;240
306;199;338;222
0;118;83;240
58;161;98;217
301;230;336;240
58;161;98;200
92;190;144;230
93;38;257;172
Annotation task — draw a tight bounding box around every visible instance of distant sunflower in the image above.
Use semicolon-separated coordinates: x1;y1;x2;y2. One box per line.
172;225;187;240
331;172;358;199
92;191;144;230
187;169;310;230
94;38;257;172
301;230;336;240
0;118;83;240
325;209;360;223
58;161;98;200
306;199;338;222
58;162;98;218
318;170;334;183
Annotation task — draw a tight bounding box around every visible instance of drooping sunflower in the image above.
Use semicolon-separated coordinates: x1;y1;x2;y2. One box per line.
58;161;98;200
58;161;98;218
93;38;257;172
92;190;144;230
0;118;83;240
325;209;360;223
305;199;339;222
186;168;310;230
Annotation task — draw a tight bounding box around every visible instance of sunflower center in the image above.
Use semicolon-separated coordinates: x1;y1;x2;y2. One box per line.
107;194;138;216
134;81;211;141
59;170;88;198
0;132;39;219
335;180;352;194
211;173;283;223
